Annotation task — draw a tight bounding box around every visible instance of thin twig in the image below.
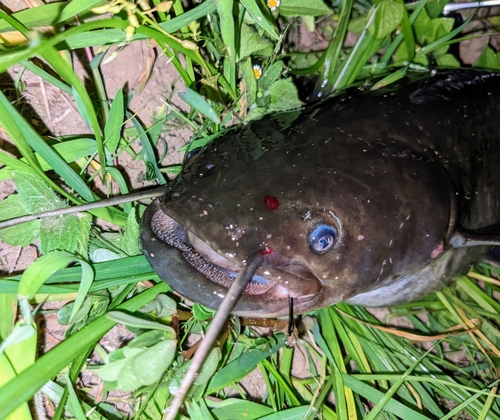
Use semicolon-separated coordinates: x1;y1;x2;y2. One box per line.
0;187;167;229
164;253;264;420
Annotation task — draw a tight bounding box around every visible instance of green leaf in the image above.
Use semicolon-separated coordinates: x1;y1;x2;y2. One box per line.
240;0;280;40
130;340;177;385
192;303;216;321
42;45;105;173
57;298;93;326
127;111;166;184
178;88;221;124
0;151;38;180
436;53;461;68
0;7;29;35
425;0;449;19
104;88;125;159
98;355;129;382
13;171;65;214
313;0;354;97
72;86;93;129
0;354;32;420
187;399;216;420
38;213;82;254
279;0;331;17
98;329;177;391
258;406;309;419
0;195;39;246
238;23;274;60
58;0;103;22
260;61;283;91
368;0;404;40
207;334;285;393
415;13;472;59
59;1;217;50
473;46;500;70
0;255;158;297
18;251;93;300
396;0;415;63
348;15;368;34
246;106;267;121
206;399;274;420
68;265;95;324
341;374;432;420
194;347;221;385
64;373;87;420
370;67;408;90
267;80;302;111
0;294;16;341
121;208;140;256
105;167;131;208
0;324;36;356
0;3;66;32
217;0;236;93
35;139;96;172
5;171;91;254
77;212;92;257
431;18;454;56
332;15;380;90
413;8;433;44
106;311;176;334
240;59;258;106
142;294;178;318
0;283;170;419
128;330;168;348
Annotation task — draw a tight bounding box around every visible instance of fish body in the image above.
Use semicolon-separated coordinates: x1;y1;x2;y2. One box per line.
141;71;500;318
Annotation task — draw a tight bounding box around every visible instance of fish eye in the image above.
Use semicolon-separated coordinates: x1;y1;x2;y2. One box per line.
309;224;337;254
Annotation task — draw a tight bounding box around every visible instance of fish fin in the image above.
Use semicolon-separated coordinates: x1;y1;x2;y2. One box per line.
449;224;500;248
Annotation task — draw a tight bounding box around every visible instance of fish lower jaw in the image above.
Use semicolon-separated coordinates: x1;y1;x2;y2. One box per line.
181;236;318;300
151;208;320;300
184;228;322;301
151;209;276;295
182;239;322;301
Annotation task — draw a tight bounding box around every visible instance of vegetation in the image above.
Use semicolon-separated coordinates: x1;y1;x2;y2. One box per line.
0;0;500;418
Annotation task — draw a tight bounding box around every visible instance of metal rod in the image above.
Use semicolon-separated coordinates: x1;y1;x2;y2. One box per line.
443;0;500;14
164;253;264;420
0;187;167;229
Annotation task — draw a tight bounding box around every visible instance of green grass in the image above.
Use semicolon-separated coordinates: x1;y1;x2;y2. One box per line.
1;0;500;419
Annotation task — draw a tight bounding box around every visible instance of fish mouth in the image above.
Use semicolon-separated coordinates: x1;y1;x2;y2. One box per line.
141;199;321;317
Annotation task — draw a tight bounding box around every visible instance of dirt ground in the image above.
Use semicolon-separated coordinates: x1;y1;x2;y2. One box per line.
0;40;192;273
1;0;500;417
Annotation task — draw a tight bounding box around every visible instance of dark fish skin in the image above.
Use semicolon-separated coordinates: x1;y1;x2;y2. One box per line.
141;71;500;318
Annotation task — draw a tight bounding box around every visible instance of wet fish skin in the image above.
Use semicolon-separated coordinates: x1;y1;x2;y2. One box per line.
141;71;500;318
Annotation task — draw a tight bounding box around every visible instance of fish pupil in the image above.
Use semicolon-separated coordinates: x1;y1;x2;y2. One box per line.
309;224;337;254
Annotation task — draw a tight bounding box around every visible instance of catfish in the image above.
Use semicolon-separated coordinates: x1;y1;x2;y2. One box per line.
141;70;500;318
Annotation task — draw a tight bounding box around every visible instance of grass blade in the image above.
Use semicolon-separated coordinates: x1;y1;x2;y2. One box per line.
0;282;169;419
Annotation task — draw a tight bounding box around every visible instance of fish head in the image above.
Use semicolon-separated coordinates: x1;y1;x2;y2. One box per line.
143;113;456;317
